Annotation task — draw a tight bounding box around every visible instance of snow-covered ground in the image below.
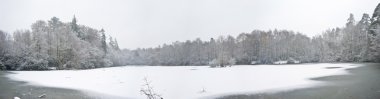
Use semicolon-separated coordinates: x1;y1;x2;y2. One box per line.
8;63;360;99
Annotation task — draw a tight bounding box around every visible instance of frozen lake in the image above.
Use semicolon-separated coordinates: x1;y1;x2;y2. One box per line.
7;63;360;99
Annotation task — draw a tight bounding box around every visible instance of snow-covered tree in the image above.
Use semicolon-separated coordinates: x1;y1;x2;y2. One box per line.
100;29;107;54
0;16;125;70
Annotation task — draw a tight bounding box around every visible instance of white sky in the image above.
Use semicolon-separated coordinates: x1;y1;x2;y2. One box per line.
0;0;378;49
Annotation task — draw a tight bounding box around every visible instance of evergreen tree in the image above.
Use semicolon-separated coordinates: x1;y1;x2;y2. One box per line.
114;38;120;50
71;15;83;40
358;13;371;61
369;3;380;62
370;3;380;36
101;29;107;54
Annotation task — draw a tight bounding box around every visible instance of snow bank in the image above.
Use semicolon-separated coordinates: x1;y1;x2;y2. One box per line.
8;63;360;99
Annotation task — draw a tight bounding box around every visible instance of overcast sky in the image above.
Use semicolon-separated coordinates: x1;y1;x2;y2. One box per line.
0;0;378;49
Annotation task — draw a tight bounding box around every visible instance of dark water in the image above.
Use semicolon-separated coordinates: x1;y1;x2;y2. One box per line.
218;63;380;99
0;71;96;99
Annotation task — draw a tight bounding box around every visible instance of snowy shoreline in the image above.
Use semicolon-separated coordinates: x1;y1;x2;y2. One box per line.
7;63;360;99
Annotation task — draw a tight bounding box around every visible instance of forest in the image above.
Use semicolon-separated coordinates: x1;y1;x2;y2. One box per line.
121;3;380;66
1;3;380;70
0;17;125;70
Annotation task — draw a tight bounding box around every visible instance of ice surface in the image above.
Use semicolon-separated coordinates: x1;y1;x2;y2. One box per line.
8;63;360;99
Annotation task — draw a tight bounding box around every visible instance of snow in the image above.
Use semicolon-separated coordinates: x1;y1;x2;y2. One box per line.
274;60;288;64
294;60;301;64
8;63;360;99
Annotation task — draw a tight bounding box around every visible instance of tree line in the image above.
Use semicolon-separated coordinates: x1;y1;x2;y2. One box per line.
121;3;380;66
1;3;380;70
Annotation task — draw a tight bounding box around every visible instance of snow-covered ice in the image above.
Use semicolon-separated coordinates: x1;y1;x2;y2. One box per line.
8;63;360;99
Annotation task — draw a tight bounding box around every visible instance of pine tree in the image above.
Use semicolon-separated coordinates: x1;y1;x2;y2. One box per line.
71;15;83;40
109;36;115;49
369;3;380;62
341;14;356;61
358;13;371;61
114;38;120;50
100;29;107;55
370;3;380;36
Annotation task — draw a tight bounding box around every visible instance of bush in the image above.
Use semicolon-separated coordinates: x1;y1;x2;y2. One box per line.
102;58;113;67
140;77;162;99
20;58;49;70
208;59;218;68
228;58;236;66
0;61;5;70
209;58;236;68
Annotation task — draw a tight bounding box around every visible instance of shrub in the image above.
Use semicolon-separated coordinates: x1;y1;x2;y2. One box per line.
140;77;162;99
0;61;5;70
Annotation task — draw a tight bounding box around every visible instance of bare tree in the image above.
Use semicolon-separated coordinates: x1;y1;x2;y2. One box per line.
140;77;162;99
